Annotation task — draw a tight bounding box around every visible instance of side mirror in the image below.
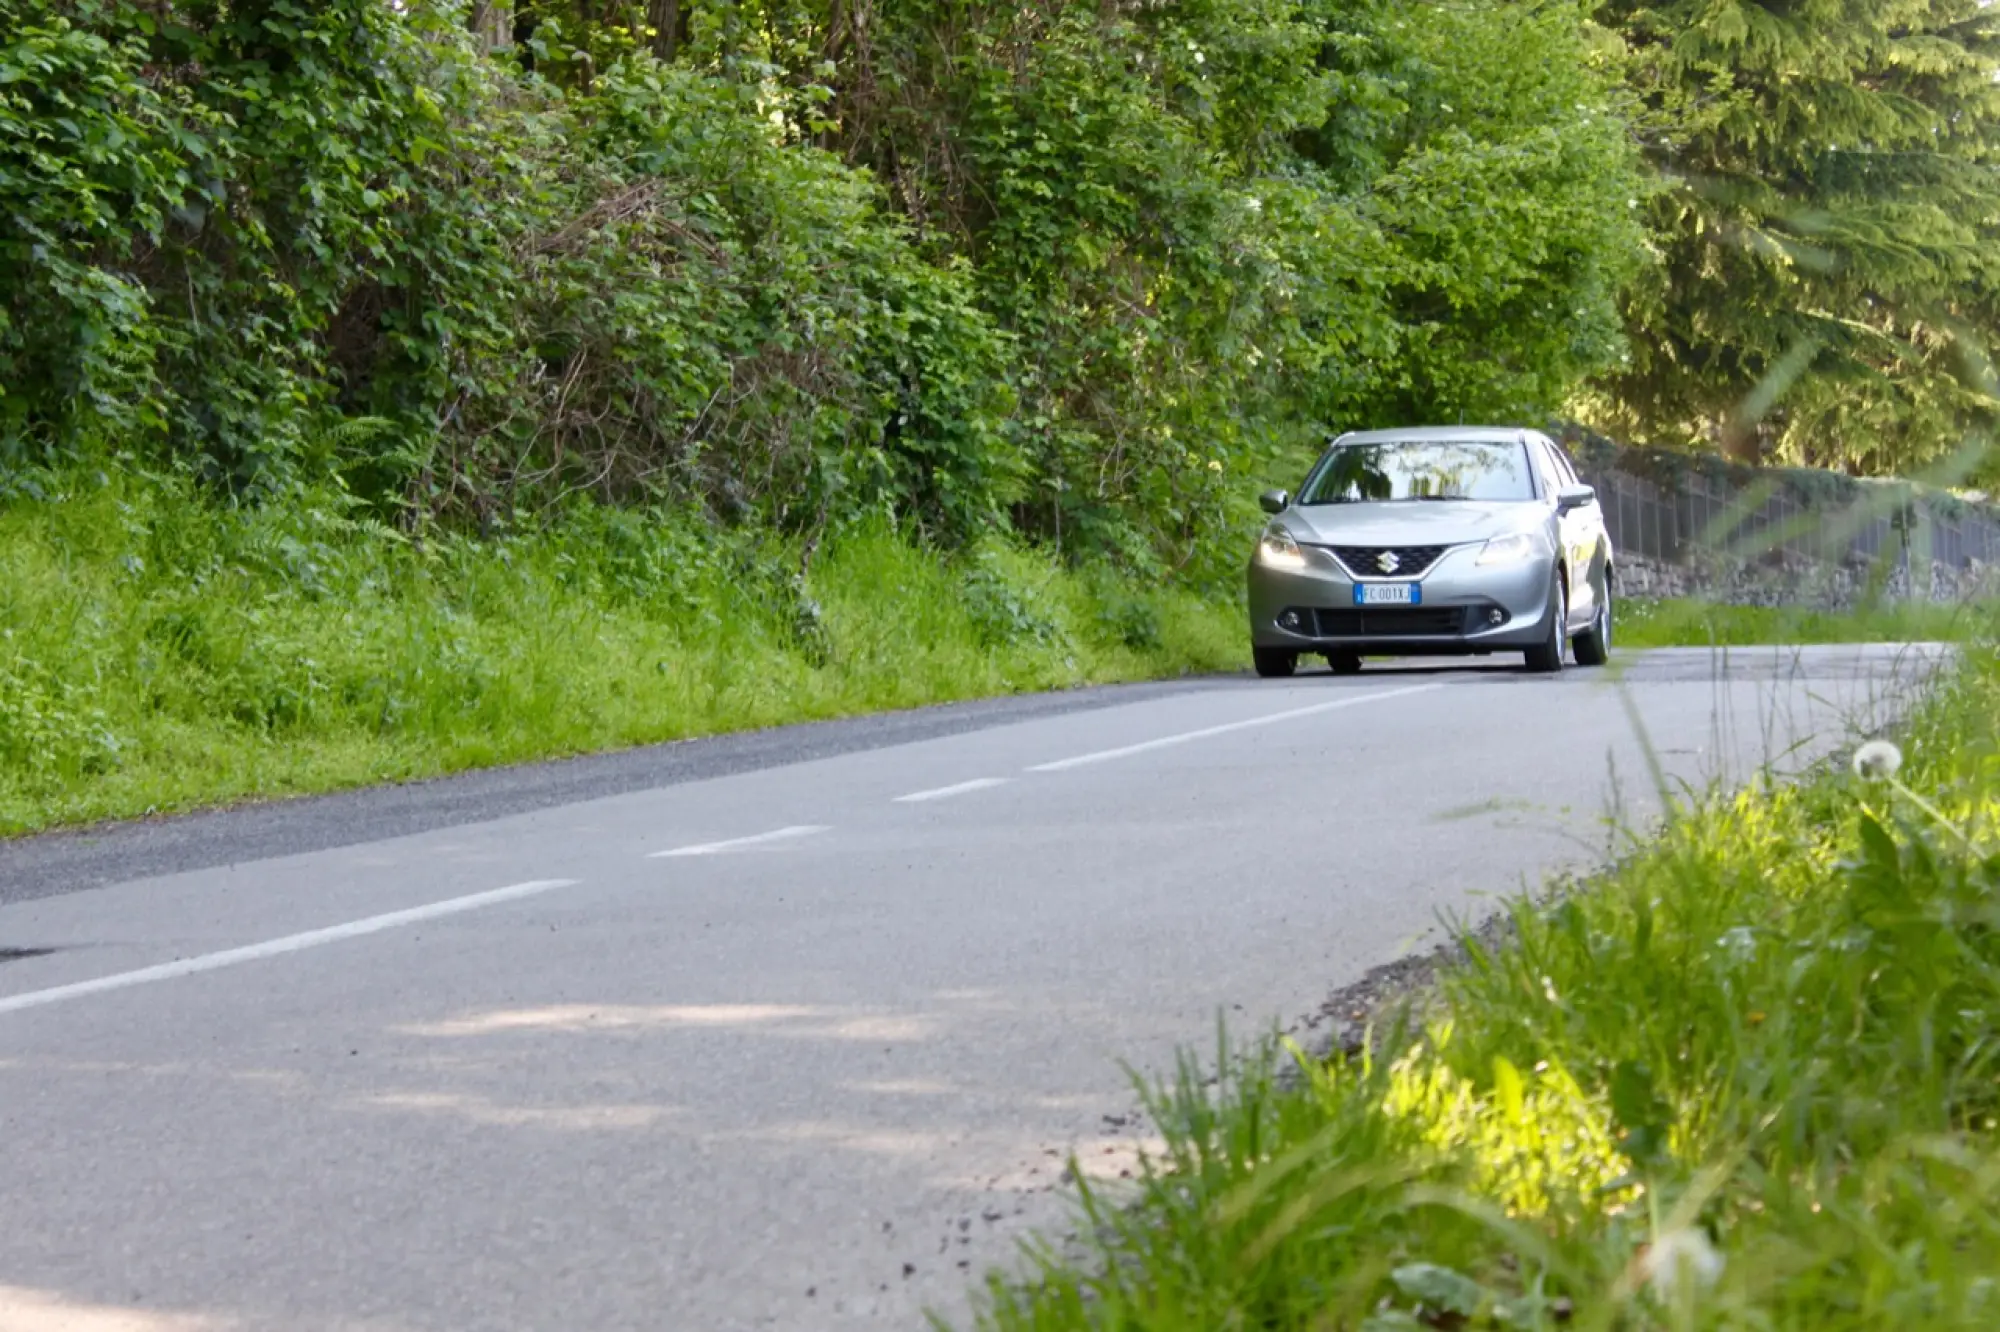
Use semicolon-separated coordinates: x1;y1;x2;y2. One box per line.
1556;483;1595;515
1258;489;1290;515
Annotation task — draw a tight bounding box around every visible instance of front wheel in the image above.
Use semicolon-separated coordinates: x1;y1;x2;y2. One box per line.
1573;576;1612;667
1522;576;1567;674
1253;647;1298;679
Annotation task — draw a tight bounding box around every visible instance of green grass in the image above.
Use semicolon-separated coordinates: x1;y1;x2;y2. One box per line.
1618;595;1983;648
5;467;1981;839
0;470;1242;835
960;639;2000;1330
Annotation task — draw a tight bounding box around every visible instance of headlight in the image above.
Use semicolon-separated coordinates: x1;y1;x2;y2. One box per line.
1475;531;1550;567
1256;524;1307;570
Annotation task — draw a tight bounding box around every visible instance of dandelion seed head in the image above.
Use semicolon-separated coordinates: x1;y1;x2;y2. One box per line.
1852;740;1903;780
1642;1228;1724;1299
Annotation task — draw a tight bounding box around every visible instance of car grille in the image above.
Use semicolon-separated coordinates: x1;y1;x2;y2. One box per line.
1312;607;1466;638
1328;545;1450;578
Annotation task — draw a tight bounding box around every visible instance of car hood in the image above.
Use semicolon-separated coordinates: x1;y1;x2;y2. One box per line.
1282;500;1539;547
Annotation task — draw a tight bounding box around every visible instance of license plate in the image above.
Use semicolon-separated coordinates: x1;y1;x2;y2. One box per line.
1354;583;1419;606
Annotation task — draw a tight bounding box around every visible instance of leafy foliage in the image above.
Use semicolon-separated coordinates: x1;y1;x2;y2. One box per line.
1590;0;2000;481
0;1;1017;541
22;1;1989;563
1;0;1648;579
741;0;1648;574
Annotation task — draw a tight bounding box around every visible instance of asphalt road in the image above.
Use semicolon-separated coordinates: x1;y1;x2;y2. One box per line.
0;645;1944;1332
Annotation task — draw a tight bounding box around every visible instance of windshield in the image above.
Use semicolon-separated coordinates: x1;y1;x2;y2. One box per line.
1298;439;1536;504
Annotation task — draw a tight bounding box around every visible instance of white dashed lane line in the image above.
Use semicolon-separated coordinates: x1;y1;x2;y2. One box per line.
0;687;1443;1019
1025;684;1441;773
0;879;581;1018
0;820;838;1019
647;825;831;859
892;778;1011;804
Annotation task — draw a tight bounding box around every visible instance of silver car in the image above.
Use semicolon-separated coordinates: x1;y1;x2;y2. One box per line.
1247;426;1614;676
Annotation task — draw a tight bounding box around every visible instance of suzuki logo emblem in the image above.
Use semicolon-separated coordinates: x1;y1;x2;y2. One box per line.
1377;551;1401;573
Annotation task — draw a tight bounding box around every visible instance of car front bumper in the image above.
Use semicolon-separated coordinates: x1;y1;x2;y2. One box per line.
1247;542;1557;655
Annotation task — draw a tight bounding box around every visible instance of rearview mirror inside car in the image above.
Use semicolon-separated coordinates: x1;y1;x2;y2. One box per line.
1556;483;1595;514
1258;489;1289;515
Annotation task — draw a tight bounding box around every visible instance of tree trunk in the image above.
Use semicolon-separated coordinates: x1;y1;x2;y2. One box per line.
471;1;513;51
647;0;684;60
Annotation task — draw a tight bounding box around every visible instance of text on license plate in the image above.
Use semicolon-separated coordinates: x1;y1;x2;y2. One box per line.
1354;583;1419;606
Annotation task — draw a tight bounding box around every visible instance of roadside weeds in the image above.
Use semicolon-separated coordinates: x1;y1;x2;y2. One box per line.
0;476;1244;836
959;625;2000;1331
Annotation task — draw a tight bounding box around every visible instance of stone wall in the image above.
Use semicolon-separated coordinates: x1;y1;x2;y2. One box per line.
1615;550;2000;609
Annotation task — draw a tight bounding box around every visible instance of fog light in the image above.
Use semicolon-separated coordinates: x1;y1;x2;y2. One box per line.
1279;609;1303;631
1487;608;1506;626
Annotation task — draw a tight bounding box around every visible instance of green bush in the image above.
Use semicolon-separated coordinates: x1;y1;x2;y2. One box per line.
3;0;1650;577
0;3;1019;540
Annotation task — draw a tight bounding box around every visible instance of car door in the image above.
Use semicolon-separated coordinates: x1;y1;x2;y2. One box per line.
1536;434;1600;624
1538;438;1604;625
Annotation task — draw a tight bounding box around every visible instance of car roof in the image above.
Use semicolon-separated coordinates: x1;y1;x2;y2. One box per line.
1329;425;1541;446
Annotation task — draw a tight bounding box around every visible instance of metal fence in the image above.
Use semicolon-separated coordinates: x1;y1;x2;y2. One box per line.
1578;467;2000;571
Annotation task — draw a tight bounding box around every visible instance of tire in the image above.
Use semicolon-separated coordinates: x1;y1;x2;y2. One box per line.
1253;647;1298;679
1327;650;1363;676
1522;575;1567;674
1573;571;1612;667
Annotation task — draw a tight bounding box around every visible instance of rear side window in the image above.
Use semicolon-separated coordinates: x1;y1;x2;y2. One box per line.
1532;439;1575;494
1547;442;1581;486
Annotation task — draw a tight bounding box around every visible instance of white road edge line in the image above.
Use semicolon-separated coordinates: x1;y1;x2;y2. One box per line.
648;825;831;858
1027;684;1443;773
0;879;581;1019
892;778;1010;804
